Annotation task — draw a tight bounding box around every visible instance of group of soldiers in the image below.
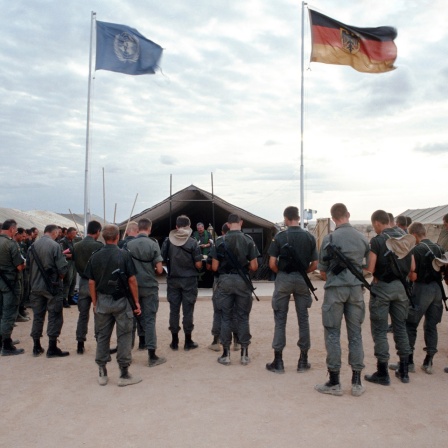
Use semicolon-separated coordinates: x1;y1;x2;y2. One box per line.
0;208;447;394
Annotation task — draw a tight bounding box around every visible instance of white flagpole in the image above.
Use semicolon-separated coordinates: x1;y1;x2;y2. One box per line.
300;2;306;229
84;11;96;231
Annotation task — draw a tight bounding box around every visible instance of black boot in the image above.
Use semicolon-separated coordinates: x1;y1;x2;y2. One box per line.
170;332;179;350
266;350;285;374
240;346;250;365
118;366;142;387
232;333;240;351
77;341;85;355
315;370;342;396
138;336;146;350
297;350;311;372
351;370;366;397
148;349;167;367
218;347;231;365
1;337;25;356
63;299;71;308
184;333;198;351
395;357;410;383
46;339;70;358
365;361;390;386
33;338;45;357
421;354;434;374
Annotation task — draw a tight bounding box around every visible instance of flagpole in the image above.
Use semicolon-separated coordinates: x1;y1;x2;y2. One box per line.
84;11;96;231
300;1;306;229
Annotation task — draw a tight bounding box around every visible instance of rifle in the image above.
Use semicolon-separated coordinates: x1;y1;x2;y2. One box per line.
323;241;375;298
384;250;415;308
423;248;448;312
29;246;62;295
222;240;260;301
281;243;318;301
111;268;144;333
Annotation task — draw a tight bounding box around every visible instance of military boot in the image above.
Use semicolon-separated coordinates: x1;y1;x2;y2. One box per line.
297;350;311;372
395;357;410;383
118;366;142;387
240;347;250;365
351;370;366;397
77;341;85;355
33;338;45;357
170;332;179;351
266;350;285;374
138;336;146;350
46;339;70;358
98;365;108;386
1;337;25;356
315;370;343;396
208;335;221;352
364;361;390;386
389;353;415;373
148;349;167;367
421;354;434;374
218;347;231;366
184;333;198;351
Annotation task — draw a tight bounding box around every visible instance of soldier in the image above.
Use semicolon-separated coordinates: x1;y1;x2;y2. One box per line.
389;222;445;374
192;222;213;256
118;221;138;248
364;210;414;386
0;219;26;356
127;218;166;367
13;227;29;321
265;206;318;374
27;224;69;358
314;204;369;396
72;220;103;354
211;213;259;366
85;224;142;387
161;215;203;351
59;227;78;308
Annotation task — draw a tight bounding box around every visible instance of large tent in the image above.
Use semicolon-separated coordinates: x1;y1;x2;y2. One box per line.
118;185;277;256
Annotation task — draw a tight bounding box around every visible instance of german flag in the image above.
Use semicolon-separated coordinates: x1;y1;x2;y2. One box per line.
309;9;397;74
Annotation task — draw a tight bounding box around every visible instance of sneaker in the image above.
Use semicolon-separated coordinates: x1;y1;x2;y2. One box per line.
208;342;221;352
389;362;415;373
315;381;343;396
241;354;251;366
98;366;108;386
421;364;433;374
218;351;231;366
148;355;167;367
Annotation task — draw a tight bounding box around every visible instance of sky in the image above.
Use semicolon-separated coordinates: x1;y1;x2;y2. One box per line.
1;0;447;224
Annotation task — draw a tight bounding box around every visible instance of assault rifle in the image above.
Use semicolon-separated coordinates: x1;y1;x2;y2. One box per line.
222;240;260;301
111;268;144;332
323;241;375;297
424;250;448;312
384;250;415;308
281;243;318;301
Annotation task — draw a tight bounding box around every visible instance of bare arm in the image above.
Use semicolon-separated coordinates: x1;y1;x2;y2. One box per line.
211;259;219;272
127;275;141;315
408;255;417;282
89;279;97;310
154;261;164;275
269;256;278;273
366;251;377;276
307;260;318;273
249;258;258;272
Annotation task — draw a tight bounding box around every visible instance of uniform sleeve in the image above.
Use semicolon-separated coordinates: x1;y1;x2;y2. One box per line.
10;242;25;267
123;251;137;277
247;238;260;261
267;237;279;258
84;258;94;280
317;235;330;271
153;243;163;264
370;236;380;256
54;246;68;276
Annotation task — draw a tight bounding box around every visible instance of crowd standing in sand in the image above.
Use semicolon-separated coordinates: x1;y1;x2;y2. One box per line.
0;209;447;394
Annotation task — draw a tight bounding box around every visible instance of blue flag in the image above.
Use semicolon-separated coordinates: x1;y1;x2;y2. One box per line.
95;20;163;75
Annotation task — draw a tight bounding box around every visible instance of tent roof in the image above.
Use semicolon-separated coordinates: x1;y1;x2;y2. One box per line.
399;204;448;225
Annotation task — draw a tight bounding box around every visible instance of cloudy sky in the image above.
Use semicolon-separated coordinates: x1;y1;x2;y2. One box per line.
1;0;446;224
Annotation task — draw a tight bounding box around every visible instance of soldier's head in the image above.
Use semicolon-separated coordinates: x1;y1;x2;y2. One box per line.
126;221;139;237
396;215;408;232
330;203;350;221
1;219;18;237
283;206;300;222
221;223;229;235
138;218;152;234
196;222;205;235
408;222;426;239
30;227;39;239
176;215;191;229
44;224;59;240
371;210;390;234
227;213;242;230
102;224;119;244
387;213;395;227
87;220;102;237
67;227;77;241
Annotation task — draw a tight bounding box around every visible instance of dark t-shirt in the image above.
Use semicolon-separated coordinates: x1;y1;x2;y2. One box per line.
413;239;444;284
85;244;137;294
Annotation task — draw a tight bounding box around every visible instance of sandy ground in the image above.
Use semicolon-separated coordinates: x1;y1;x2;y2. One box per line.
1;279;448;448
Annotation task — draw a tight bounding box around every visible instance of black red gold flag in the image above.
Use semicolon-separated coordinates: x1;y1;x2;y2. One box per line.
309;9;397;73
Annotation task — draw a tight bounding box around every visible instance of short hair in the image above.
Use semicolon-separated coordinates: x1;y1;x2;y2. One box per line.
221;223;230;234
196;222;204;228
67;227;77;234
2;219;17;230
227;213;241;224
102;224;119;242
17;227;25;235
408;222;426;237
26;229;32;236
330;203;349;220
283;206;299;221
396;216;407;227
30;227;38;233
87;220;102;235
406;216;412;226
138;218;152;231
443;213;448;224
44;224;59;234
176;215;191;228
371;210;390;225
387;213;394;225
127;221;138;233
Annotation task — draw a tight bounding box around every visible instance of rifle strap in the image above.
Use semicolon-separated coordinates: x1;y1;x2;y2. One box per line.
29;245;57;294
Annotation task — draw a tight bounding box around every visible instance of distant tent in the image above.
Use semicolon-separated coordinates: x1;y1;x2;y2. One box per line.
118;184;277;257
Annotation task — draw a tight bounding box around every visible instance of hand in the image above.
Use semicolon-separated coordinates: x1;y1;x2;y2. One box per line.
133;303;142;316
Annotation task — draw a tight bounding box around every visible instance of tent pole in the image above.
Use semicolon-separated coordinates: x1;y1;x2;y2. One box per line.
300;1;306;229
